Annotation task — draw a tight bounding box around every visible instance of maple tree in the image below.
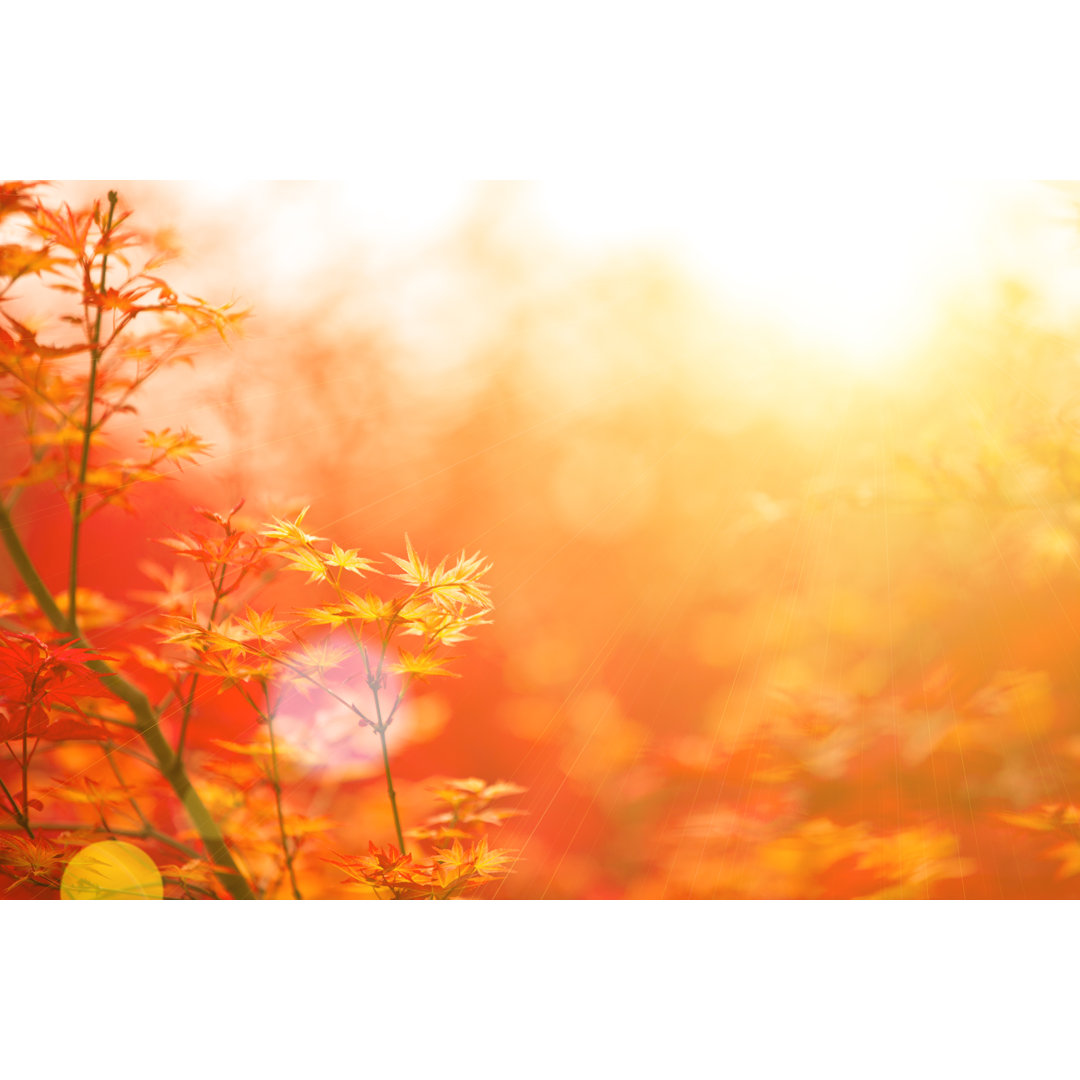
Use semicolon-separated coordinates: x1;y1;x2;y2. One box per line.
0;183;521;899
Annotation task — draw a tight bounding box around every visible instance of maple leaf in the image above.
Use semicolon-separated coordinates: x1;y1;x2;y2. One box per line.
29;202;93;257
0;631;105;742
189;651;277;685
324;842;436;898
388;650;458;680
466;837;517;878
430;837;517;897
233;607;288;643
131;561;193;614
0;833;65;891
337;591;397;624
159;858;234;898
0;312;86;362
192;499;246;530
159;609;209;649
0;243;64;281
386;541;493;614
420;777;527;839
159;523;270;593
289;638;352;678
280;547;330;583
326;543;376;576
385;534;430;588
180;617;253;656
396;602;491;647
296;605;352;628
260;507;324;547
0;182;44;223
141;427;213;466
172;296;247;340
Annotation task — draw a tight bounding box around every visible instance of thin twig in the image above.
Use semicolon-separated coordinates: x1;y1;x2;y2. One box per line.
68;190;118;629
176;559;229;761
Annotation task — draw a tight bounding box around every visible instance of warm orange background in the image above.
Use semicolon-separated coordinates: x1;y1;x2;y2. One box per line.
9;180;1080;898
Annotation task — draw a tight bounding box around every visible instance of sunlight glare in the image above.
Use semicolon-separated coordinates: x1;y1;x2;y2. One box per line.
531;179;994;375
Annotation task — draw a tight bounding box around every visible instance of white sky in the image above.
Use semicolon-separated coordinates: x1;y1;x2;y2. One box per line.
177;178;1080;373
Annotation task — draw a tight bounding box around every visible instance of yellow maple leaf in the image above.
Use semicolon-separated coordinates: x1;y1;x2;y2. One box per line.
327;543;376;576
388;650;458;680
260;506;325;546
281;547;329;584
233;606;288;643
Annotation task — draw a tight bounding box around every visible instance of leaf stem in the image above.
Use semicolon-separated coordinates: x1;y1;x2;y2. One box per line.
372;685;406;854
0;774;32;837
176;559;229;761
20;707;31;835
101;742;152;832
258;680;302;899
265;709;302;899
67;190;117;629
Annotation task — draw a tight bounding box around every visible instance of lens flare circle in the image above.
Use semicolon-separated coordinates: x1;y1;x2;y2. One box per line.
60;840;164;901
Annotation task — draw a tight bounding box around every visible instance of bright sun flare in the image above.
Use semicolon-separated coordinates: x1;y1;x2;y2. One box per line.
532;179;1007;374
182;179;1076;380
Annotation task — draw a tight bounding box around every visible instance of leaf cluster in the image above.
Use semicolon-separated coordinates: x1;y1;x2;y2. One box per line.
0;183;517;900
1;182;243;515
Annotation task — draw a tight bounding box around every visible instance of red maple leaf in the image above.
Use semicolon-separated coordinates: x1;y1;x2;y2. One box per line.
0;631;106;743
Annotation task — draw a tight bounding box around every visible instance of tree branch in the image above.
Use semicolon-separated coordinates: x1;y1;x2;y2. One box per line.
0;501;254;899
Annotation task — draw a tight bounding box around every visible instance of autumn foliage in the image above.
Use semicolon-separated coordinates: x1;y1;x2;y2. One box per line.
5;180;1080;900
0;182;521;899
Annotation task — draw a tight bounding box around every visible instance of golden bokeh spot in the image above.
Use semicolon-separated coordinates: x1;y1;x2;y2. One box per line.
60;840;163;901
